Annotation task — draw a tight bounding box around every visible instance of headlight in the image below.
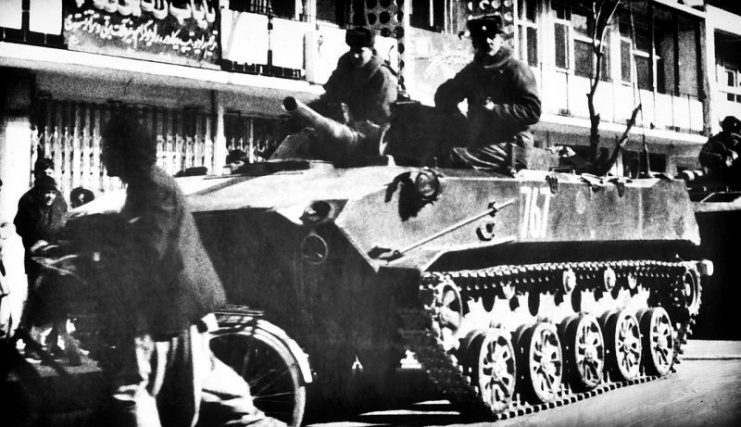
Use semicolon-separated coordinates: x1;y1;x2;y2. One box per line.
412;168;441;202
301;201;332;224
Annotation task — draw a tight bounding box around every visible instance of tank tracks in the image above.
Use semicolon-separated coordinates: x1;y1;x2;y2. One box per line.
399;259;701;419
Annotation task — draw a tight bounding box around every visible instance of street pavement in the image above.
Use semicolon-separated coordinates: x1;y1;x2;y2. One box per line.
3;340;740;426
306;340;741;427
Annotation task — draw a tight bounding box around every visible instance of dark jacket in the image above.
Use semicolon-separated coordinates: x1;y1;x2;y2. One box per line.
699;131;741;172
14;183;68;274
435;47;541;148
319;52;397;125
120;166;225;336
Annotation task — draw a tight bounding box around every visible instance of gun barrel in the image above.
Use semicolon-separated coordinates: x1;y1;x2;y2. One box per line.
283;97;358;143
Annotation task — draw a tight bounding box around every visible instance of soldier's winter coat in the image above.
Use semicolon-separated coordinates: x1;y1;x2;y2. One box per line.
435;47;541;148
319;52;398;126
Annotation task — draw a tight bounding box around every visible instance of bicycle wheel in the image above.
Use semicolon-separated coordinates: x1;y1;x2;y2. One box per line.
210;323;306;427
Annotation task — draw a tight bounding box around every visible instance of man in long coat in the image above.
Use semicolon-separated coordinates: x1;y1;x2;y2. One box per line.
100;112;282;427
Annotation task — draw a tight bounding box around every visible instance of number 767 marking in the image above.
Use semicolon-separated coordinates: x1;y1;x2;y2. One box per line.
520;187;551;239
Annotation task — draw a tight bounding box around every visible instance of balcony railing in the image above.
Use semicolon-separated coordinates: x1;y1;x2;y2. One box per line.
535;66;705;134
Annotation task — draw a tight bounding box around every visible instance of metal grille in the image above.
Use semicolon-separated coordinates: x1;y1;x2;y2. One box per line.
31;100;216;198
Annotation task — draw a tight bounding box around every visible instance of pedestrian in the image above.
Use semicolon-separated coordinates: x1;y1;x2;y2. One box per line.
13;162;77;363
434;14;541;172
99;111;283;427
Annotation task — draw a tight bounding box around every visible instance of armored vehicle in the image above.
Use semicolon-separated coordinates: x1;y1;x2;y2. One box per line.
681;172;740;340
65;100;711;426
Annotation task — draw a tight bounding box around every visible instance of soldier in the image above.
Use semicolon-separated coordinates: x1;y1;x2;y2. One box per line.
313;27;397;127
99;112;282;427
434;15;541;172
699;115;741;185
275;27;397;165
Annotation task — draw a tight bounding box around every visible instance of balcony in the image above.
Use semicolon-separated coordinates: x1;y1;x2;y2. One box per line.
536;67;705;135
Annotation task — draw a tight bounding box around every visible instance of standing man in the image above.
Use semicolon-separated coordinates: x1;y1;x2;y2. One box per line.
13;161;70;358
434;15;541;172
100;112;282;427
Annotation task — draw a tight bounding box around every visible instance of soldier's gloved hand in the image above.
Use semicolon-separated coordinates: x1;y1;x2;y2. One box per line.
483;97;495;111
726;151;738;167
30;240;52;254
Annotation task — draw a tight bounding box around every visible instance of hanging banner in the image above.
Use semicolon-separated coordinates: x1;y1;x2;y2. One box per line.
63;0;219;68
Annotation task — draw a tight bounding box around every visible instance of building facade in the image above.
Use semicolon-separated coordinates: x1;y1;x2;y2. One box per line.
1;0;740;214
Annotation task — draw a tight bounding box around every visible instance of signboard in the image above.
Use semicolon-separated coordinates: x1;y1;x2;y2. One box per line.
63;0;219;68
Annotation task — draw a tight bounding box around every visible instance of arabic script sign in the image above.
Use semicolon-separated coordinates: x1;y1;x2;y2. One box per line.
63;0;219;68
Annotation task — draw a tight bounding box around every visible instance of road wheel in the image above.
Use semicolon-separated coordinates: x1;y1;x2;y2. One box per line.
561;314;604;391
603;311;642;381
639;307;675;376
210;323;306;427
468;329;517;412
516;323;563;403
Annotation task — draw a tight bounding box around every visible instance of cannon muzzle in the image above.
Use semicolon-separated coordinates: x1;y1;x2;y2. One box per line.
283;97;359;144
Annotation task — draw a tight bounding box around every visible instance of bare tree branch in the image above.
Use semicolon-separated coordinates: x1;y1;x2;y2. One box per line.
587;0;642;174
597;103;642;175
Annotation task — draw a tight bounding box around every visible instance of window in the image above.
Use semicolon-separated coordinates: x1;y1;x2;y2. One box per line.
618;12;659;91
229;0;298;20
411;0;445;32
727;70;737;87
634;53;651;90
574;40;592;77
315;0;345;25
620;40;632;82
553;4;570;70
517;0;539;66
721;67;741;103
553;4;610;80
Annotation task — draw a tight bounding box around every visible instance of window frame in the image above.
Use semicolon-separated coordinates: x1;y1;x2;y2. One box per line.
516;0;540;67
552;4;571;71
719;66;741;104
551;3;611;81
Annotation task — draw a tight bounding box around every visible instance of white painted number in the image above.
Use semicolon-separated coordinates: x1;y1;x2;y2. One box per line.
520;187;551;239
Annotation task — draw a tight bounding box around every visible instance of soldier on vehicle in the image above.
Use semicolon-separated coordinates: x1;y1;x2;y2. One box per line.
699;115;741;185
273;27;397;165
434;15;541;172
99;112;283;427
313;27;397;127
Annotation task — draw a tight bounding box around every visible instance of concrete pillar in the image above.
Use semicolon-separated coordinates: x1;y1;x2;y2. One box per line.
211;90;227;174
704;18;718;134
697;19;717;136
0;116;33;339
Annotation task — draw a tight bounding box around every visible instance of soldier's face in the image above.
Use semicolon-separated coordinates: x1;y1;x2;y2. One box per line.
349;46;373;69
474;33;503;57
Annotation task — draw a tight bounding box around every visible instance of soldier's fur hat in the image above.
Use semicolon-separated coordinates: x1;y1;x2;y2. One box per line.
346;27;375;48
721;115;740;133
467;15;504;37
